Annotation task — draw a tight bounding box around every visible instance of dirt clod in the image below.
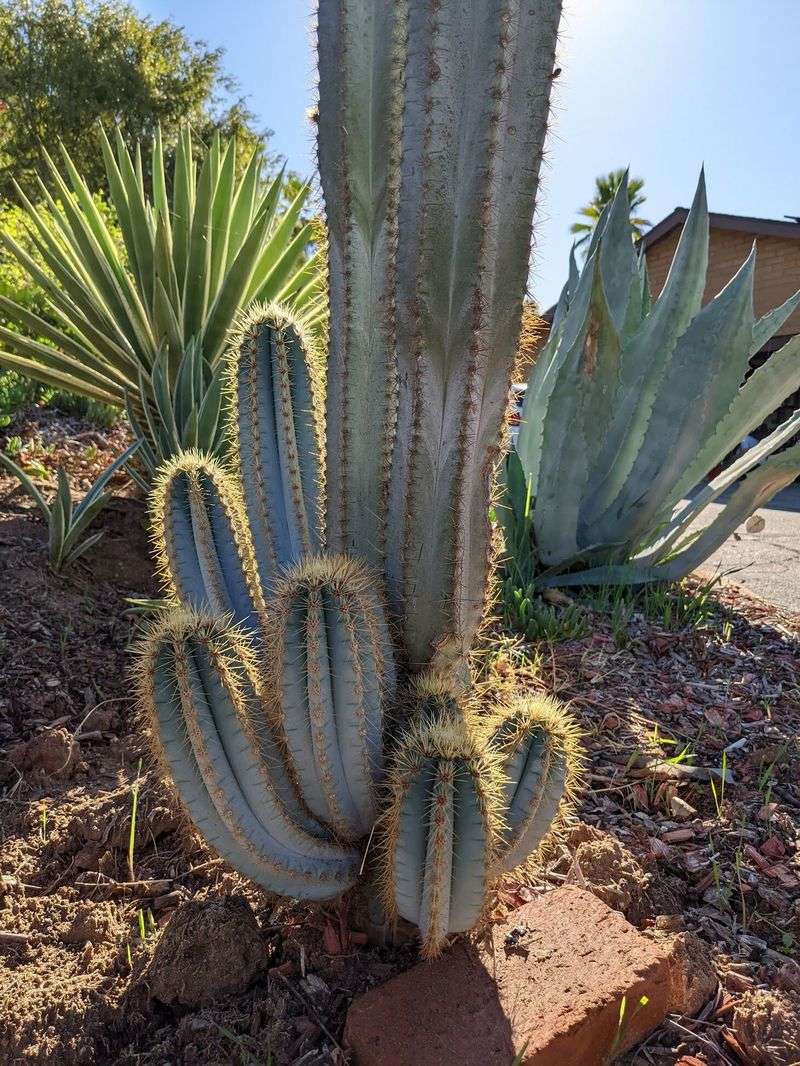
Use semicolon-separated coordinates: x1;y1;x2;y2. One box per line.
8;727;77;777
144;896;265;1007
568;829;650;922
731;988;800;1066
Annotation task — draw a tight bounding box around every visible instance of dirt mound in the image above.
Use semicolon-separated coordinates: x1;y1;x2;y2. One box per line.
143;896;266;1008
566;827;651;922
731;988;800;1065
6;726;77;778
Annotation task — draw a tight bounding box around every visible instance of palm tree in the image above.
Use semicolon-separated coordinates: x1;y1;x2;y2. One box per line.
571;168;650;249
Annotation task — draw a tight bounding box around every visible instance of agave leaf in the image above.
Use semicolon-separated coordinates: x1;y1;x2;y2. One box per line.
751;288;800;355
582;172;710;525
598;246;756;548
0;451;51;519
675;333;800;497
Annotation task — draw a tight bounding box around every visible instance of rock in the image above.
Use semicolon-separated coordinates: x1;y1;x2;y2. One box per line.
745;513;766;533
731;989;800;1066
344;886;675;1066
669;796;697;820
144;896;265;1008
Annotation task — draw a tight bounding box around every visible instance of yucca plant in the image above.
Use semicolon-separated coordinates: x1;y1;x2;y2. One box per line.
0;125;325;476
511;171;800;588
0;441;138;571
135;0;584;958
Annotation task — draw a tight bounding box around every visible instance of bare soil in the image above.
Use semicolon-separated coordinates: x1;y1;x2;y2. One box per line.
1;413;799;1065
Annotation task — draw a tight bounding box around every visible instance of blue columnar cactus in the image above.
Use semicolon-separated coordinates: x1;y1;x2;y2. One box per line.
137;1;582;955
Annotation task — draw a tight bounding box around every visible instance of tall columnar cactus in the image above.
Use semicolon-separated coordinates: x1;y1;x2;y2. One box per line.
137;0;582;957
511;171;800;588
319;0;563;667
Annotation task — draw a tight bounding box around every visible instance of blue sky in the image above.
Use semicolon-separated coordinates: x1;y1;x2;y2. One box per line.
139;0;800;308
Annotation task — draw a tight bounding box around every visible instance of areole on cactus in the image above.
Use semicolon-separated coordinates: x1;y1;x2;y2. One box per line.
135;0;582;956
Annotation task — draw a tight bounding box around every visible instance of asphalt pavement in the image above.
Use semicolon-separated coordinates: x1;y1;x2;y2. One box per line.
692;482;800;613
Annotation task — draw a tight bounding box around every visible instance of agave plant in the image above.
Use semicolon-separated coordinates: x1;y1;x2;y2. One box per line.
511;172;800;588
135;0;583;958
0;125;325;476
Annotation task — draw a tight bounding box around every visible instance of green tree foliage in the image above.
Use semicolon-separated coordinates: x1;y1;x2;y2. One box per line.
0;0;265;198
570;168;650;249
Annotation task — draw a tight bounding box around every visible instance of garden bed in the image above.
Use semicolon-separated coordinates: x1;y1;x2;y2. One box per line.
1;413;798;1064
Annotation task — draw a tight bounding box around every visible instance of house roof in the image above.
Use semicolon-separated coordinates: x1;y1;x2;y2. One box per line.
541;208;800;322
641;208;800;249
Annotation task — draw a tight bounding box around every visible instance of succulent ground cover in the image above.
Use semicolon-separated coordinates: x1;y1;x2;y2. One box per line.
1;417;798;1064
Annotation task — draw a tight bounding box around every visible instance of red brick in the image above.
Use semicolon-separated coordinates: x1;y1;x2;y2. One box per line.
344;886;675;1066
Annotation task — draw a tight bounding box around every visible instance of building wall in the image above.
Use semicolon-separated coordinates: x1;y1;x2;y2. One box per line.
645;227;800;335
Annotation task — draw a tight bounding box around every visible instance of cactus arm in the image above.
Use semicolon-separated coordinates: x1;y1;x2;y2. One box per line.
418;764;455;958
485;696;584;875
151;453;266;631
227;306;324;589
387;0;562;666
318;0;404;567
144;632;359;900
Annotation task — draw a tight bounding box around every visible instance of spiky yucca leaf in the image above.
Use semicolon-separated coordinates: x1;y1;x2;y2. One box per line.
514;171;800;587
134;610;360;900
265;554;396;842
0;125;324;471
